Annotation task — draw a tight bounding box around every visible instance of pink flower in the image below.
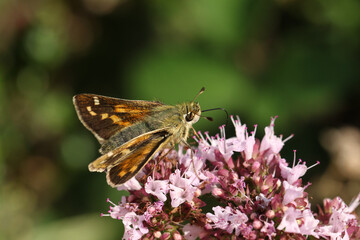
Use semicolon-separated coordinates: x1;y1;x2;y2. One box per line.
122;228;144;240
228;115;256;160
108;205;128;220
206;206;249;236
231;115;248;143
169;169;197;207
277;207;302;234
169;185;196;207
227;209;249;236
196;131;219;162
282;180;305;205
299;209;319;238
99;116;359;240
206;206;233;230
319;195;360;240
169;169;192;188
106;197;138;220
122;212;148;240
259;117;284;153
144;176;169;202
261;220;276;239
243;132;256;161
280;151;320;185
178;147;206;177
280;161;308;185
216;125;234;161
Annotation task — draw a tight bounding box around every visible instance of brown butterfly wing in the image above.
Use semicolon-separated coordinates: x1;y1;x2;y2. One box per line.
73;94;163;143
106;129;171;187
88;129;171;187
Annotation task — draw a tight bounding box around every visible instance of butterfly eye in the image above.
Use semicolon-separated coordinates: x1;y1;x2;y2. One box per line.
185;112;194;122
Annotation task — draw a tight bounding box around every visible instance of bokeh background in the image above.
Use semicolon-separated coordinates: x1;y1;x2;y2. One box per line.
1;0;360;239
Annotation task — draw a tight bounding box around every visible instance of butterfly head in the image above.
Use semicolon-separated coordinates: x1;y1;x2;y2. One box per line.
184;102;201;125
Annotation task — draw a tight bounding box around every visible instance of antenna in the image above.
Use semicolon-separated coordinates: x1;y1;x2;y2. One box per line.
192;87;205;103
202;107;229;125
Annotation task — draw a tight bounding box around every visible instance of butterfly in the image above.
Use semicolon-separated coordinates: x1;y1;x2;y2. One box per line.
73;88;206;187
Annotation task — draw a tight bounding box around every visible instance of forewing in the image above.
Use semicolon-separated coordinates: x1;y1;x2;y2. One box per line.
73;94;163;142
88;129;171;187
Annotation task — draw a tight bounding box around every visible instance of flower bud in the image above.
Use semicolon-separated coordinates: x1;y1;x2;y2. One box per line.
212;187;224;197
253;219;263;229
266;210;275;219
154;231;161;238
173;232;182;240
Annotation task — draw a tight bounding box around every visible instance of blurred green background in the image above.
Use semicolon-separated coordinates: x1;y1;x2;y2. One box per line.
1;0;360;239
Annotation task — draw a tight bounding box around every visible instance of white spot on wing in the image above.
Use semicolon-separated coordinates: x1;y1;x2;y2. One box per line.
86;106;97;116
94;96;100;105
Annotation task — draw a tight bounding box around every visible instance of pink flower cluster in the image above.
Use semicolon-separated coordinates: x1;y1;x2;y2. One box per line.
102;116;360;239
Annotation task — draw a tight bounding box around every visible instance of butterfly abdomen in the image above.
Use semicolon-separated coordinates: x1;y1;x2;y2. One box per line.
100;121;158;154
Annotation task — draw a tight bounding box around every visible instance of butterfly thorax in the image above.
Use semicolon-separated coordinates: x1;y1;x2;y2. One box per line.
165;102;201;144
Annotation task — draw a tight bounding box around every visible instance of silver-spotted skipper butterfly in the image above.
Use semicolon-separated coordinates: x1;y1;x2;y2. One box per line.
73;88;206;187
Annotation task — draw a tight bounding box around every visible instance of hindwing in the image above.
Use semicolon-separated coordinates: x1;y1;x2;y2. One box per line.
88;129;171;187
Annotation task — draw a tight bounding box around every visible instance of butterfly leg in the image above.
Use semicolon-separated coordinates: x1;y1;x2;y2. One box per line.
151;142;176;177
191;127;200;139
156;140;176;164
152;158;158;179
159;146;174;160
181;140;201;181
